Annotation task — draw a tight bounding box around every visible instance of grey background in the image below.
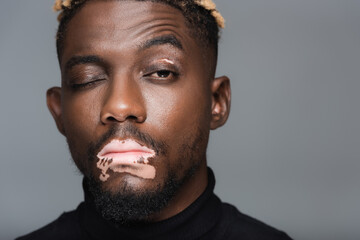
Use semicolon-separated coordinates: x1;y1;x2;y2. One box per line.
1;0;359;239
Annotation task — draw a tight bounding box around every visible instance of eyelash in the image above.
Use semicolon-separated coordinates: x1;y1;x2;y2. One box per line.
145;70;179;80
70;78;106;89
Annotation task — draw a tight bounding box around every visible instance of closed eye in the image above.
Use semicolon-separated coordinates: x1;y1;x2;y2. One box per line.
70;78;106;89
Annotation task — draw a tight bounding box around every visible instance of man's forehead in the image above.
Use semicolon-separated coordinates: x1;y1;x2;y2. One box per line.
65;1;189;42
68;1;185;28
53;0;225;28
61;1;196;63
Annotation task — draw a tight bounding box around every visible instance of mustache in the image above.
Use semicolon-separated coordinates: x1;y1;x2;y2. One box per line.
87;124;168;162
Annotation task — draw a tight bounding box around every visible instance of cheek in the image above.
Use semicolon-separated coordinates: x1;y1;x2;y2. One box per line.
144;80;212;145
61;93;102;172
62;92;100;137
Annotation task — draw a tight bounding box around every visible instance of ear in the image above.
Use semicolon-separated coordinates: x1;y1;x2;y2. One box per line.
210;76;231;130
46;87;65;135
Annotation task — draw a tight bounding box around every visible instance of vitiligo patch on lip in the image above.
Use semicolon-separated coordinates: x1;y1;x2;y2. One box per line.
96;139;156;181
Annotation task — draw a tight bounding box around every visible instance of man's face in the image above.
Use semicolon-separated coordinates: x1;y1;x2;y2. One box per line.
47;0;230;220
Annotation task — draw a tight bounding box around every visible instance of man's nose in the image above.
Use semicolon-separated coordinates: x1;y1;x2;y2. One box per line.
100;73;146;124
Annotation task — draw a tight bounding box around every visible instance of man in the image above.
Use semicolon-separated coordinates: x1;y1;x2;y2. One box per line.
18;0;292;239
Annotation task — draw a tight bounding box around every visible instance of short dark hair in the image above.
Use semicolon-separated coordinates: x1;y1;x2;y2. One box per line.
55;0;221;64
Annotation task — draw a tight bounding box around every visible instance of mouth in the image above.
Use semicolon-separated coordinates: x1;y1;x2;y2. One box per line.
96;139;156;181
97;138;155;163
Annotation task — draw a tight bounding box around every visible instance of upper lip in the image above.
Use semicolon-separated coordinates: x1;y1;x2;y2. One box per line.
97;138;155;158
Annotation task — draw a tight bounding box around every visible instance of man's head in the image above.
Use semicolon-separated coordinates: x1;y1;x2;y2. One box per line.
47;0;231;223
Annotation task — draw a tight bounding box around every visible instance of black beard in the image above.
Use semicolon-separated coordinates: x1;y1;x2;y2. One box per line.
86;165;197;225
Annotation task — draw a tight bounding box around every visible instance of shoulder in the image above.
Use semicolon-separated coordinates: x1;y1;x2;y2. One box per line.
16;205;83;240
220;203;293;240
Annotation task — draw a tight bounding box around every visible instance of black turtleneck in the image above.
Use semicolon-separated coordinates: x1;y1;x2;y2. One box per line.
17;168;292;240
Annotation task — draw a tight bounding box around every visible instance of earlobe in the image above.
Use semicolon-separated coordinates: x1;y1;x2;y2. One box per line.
46;87;65;135
210;76;231;130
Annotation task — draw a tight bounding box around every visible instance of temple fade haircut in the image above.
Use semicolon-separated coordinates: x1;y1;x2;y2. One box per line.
53;0;225;63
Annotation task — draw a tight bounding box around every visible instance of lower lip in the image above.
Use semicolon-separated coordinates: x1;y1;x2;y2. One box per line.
110;163;156;180
96;152;156;182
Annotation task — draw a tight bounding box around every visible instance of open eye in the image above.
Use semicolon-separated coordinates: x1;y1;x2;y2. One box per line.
156;70;171;78
150;70;172;78
145;69;179;82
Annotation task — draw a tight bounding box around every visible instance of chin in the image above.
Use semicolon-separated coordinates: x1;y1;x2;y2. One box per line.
97;171;163;195
86;169;180;224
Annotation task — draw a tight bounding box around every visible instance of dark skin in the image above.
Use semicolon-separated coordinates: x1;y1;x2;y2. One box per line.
47;1;231;221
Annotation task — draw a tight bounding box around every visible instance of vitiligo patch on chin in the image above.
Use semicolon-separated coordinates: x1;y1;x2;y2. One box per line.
96;158;112;181
96;139;156;181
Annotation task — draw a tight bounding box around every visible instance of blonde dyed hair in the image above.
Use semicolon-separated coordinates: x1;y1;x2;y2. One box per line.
53;0;225;28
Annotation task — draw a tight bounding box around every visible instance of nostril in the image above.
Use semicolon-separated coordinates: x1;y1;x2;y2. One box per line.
127;115;138;121
105;114;140;123
106;116;118;122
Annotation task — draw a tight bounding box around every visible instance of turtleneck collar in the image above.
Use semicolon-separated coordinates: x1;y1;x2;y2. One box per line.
79;168;222;240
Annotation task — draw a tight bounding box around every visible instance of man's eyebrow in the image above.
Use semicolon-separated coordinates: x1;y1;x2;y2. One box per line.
140;35;184;51
65;55;105;70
